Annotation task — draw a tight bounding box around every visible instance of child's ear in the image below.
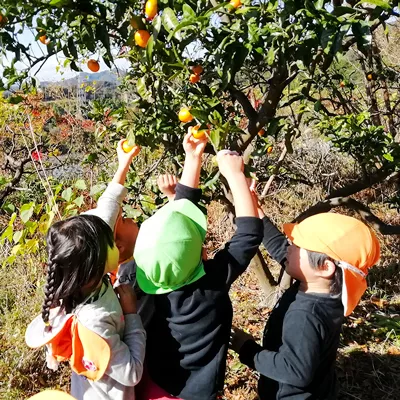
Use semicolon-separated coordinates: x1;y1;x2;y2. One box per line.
115;238;124;253
316;259;336;279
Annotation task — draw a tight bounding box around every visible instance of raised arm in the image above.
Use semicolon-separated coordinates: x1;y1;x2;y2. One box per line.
84;139;140;230
179;129;207;189
207;152;263;286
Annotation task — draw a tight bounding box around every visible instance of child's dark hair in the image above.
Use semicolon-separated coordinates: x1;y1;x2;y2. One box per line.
307;250;343;297
41;214;114;325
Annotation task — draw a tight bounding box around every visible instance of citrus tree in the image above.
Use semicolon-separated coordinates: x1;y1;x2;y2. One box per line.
2;0;400;298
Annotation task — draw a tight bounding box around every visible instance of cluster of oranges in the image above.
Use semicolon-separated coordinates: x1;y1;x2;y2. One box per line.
132;0;157;48
189;65;203;84
178;107;209;139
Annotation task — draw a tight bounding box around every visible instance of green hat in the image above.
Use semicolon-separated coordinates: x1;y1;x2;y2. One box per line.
134;199;207;294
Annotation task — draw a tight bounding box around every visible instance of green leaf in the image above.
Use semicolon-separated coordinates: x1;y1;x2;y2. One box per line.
266;46;275;65
190;109;209;122
73;195;84;208
146;35;155;65
20;202;35;224
61;187;73;202
182;4;196;19
3;255;16;268
162;8;182;41
210;129;221;150
383;153;394;162
137;76;149;99
25;239;39;254
152;15;162;42
74;179;87;190
0;226;13;244
13;230;23;244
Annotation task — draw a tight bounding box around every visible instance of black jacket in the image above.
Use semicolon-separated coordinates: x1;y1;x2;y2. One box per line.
239;217;344;399
146;183;264;400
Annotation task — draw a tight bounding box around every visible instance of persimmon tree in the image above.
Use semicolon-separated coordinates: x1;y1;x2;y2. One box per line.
2;0;400;300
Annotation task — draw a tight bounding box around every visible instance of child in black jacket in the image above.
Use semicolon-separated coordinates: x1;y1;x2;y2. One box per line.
133;132;264;400
230;198;380;400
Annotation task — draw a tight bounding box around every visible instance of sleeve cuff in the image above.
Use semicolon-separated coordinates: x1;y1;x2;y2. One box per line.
175;182;202;203
239;339;264;369
104;182;128;202
235;217;264;237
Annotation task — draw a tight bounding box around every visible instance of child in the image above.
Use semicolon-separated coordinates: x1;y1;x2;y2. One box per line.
133;131;264;400
230;195;381;399
25;140;146;400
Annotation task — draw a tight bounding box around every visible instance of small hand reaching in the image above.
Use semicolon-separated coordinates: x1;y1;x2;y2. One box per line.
116;139;140;171
157;174;178;201
115;284;137;315
216;150;243;181
183;129;208;159
229;326;254;354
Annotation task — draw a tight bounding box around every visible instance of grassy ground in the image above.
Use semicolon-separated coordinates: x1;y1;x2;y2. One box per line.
1;184;399;399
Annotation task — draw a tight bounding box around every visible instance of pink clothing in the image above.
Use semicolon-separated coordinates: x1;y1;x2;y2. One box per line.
136;369;181;400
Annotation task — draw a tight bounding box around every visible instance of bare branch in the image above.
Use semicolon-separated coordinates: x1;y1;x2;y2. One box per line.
294;196;400;235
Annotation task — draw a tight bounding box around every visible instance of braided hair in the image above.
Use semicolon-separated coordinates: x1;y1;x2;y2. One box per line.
41;214;115;326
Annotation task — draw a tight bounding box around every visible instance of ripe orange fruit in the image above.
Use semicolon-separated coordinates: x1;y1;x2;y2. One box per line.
230;0;242;8
39;35;49;45
122;141;137;153
87;59;100;72
145;0;158;20
267;146;273;153
0;14;8;28
192;65;203;75
367;73;373;81
189;74;200;84
178;108;193;123
258;129;265;137
191;125;209;139
135;30;151;48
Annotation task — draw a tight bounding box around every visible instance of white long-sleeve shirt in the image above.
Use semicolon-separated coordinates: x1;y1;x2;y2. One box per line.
70;280;146;400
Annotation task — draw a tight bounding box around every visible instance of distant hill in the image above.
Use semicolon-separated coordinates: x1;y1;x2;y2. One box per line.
40;70;124;87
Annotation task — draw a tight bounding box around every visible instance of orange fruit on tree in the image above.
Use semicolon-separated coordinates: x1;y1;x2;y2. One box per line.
189;74;200;84
39;35;49;45
178;108;193;123
192;65;203;75
339;81;345;88
145;0;158;20
367;73;373;81
191;125;209;139
258;129;265;137
267;146;273;153
0;13;8;28
87;59;100;72
122;141;134;153
230;0;242;8
135;30;151;48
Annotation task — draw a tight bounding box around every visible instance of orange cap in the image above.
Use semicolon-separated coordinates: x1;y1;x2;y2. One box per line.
283;213;380;316
28;390;75;399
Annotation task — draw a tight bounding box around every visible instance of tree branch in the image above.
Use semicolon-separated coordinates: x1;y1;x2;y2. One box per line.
294;196;400;235
326;170;397;199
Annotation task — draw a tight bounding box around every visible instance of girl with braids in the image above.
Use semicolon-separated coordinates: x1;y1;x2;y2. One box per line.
26;141;147;400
